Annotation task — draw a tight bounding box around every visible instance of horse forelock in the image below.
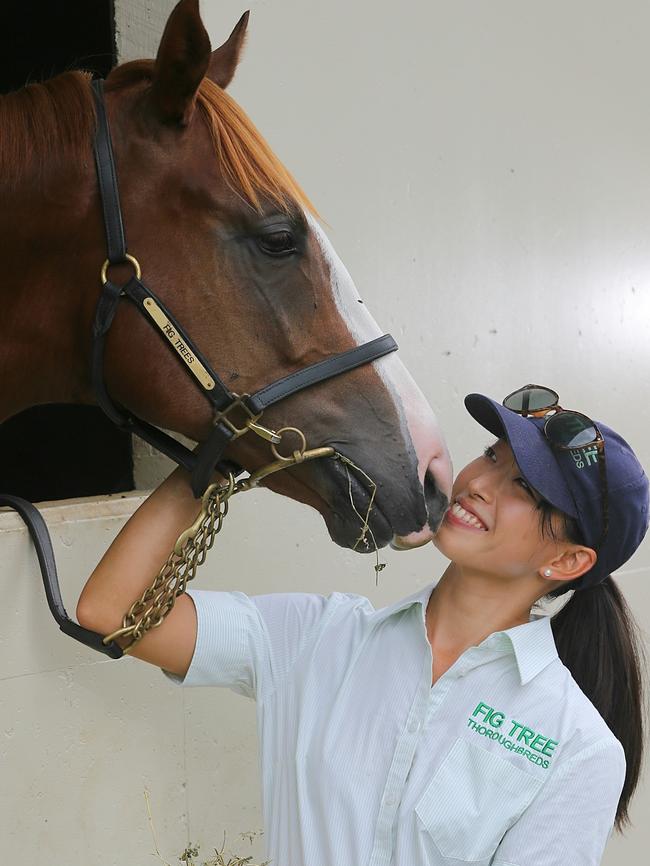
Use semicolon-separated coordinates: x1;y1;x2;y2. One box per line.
194;76;319;217
0;70;96;193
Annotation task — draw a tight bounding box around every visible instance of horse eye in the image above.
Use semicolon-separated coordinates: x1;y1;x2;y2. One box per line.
257;229;296;256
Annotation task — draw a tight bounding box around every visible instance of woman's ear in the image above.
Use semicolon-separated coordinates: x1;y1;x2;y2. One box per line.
540;545;597;584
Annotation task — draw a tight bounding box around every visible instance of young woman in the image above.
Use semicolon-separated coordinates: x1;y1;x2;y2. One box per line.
77;384;649;866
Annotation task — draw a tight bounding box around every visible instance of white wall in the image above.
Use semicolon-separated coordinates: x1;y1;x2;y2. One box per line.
1;1;649;864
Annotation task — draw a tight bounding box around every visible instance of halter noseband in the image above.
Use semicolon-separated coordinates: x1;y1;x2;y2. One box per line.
90;78;398;498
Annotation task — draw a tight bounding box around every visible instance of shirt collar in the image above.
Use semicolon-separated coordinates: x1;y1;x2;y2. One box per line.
377;581;559;685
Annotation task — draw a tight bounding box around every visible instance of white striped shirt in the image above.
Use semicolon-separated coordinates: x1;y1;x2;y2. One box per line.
165;581;625;865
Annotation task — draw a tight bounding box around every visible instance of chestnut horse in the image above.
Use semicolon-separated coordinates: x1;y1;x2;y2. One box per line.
0;0;451;551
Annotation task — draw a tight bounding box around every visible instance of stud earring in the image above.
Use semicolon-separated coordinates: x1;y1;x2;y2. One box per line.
543;568;553;577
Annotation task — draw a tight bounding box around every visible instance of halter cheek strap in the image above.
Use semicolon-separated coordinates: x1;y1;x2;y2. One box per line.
90;77;398;497
91;77;127;264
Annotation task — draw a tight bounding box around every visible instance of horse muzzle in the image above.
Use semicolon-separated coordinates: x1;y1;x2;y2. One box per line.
302;445;451;552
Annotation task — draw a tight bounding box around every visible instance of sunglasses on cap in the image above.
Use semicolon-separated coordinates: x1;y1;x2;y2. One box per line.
502;384;609;550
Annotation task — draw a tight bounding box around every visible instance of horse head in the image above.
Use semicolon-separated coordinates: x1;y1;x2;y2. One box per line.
0;0;452;551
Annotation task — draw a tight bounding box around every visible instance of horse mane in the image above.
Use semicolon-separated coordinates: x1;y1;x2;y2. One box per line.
0;71;97;192
0;61;317;216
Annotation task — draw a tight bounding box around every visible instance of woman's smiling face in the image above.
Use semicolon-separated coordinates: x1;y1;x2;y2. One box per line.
433;439;566;580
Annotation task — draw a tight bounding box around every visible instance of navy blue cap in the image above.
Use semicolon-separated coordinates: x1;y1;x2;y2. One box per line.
464;393;649;590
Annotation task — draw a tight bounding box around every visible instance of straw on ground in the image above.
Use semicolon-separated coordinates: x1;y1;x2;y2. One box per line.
144;788;271;866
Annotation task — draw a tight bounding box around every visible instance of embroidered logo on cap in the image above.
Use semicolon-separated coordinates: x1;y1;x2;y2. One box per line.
570;446;599;470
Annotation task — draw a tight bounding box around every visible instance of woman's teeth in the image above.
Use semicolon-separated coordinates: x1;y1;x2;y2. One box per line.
451;502;487;530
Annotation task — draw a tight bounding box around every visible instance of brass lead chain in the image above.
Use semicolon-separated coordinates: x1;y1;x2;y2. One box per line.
102;433;385;654
102;475;236;653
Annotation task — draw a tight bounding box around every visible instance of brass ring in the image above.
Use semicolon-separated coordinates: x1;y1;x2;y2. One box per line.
270;427;307;462
100;253;142;285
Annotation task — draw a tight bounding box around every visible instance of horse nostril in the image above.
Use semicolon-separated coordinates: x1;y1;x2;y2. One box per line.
424;468;449;533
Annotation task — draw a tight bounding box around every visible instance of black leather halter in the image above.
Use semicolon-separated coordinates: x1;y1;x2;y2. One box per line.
0;77;399;660
90;78;398;497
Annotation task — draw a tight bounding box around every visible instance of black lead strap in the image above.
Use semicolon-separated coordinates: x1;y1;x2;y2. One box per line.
0;494;123;658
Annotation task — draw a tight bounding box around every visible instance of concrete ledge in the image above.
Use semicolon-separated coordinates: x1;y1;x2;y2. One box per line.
0;490;148;533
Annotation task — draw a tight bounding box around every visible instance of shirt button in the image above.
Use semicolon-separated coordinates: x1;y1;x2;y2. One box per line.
408;720;421;734
385;794;397;806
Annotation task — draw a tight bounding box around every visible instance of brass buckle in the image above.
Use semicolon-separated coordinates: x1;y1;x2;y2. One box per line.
213;394;281;444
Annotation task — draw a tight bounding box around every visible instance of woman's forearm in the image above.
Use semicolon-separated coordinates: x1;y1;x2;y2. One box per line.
76;465;214;636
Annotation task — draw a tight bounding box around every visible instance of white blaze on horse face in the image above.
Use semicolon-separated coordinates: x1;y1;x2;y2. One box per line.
307;214;452;546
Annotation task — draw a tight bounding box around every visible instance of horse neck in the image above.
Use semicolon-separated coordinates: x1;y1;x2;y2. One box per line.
0;165;99;423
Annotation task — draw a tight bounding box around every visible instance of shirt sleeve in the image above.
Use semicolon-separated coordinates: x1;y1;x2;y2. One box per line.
492;739;626;866
161;588;342;702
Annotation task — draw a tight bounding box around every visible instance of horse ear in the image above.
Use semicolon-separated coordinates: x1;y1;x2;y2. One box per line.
206;11;250;90
149;0;212;127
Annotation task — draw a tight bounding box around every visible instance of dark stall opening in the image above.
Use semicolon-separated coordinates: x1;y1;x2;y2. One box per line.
1;1;135;503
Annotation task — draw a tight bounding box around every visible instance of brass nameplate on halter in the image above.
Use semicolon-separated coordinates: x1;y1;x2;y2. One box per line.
142;297;215;391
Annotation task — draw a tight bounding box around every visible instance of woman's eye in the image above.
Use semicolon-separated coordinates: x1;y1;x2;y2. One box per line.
515;477;538;500
257;229;296;256
483;446;497;462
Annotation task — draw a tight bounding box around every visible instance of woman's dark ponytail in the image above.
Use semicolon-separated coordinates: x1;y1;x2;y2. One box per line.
536;502;648;832
547;576;647;832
